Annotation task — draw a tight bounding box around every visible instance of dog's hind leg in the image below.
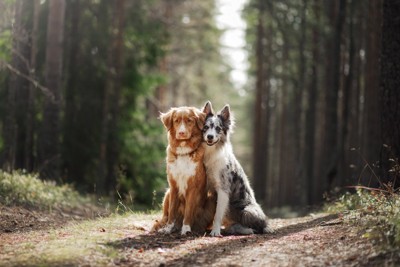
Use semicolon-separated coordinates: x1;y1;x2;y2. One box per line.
151;189;170;232
159;187;180;234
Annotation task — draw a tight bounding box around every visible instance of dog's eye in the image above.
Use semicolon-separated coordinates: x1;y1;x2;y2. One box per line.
216;126;221;132
187;118;193;123
203;126;209;130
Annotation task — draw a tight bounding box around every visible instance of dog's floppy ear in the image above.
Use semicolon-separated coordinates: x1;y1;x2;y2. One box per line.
159;109;174;130
194;109;206;130
202;101;214;116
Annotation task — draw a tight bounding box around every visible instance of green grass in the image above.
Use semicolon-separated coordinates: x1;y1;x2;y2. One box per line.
0;170;162;266
0;212;160;267
326;188;400;249
0;170;91;210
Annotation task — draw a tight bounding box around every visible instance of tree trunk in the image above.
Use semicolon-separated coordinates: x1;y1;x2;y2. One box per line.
2;0;32;171
338;0;355;187
362;0;382;186
147;0;172;116
322;0;346;193
38;0;66;180
305;0;319;205
25;0;40;172
63;0;82;183
346;1;367;187
252;1;269;204
99;0;126;195
380;0;400;187
277;32;290;207
294;0;307;206
2;1;21;171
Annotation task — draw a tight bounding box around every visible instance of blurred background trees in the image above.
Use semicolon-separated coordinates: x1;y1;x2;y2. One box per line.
0;0;234;206
0;0;398;212
245;0;399;213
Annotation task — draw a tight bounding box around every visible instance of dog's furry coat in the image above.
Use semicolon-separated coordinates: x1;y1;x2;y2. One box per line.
202;101;273;236
152;106;216;235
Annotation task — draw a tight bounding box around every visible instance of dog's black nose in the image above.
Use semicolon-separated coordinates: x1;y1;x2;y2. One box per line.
207;135;213;140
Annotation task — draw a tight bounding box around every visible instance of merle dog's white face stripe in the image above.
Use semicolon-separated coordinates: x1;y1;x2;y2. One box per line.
203;116;225;146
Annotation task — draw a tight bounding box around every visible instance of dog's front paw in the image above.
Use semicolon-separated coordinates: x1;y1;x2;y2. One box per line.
181;224;191;235
158;223;174;234
210;228;223;237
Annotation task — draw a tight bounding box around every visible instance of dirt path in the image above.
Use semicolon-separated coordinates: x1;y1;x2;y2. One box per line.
0;204;103;233
0;212;398;266
110;214;382;267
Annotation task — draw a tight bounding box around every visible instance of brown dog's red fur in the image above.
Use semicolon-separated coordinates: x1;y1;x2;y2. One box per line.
152;106;216;234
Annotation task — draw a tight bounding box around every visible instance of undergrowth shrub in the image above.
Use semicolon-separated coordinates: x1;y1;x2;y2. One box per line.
327;188;400;249
0;170;90;210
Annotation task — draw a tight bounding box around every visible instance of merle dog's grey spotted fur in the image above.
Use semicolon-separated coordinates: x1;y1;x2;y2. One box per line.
202;101;273;235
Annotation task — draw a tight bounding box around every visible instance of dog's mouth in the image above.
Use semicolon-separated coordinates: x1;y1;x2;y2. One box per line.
206;140;219;146
176;134;191;140
176;137;191;141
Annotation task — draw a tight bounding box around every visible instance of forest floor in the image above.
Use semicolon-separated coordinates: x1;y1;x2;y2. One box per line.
1;206;399;267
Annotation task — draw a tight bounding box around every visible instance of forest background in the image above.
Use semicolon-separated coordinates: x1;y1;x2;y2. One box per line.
0;0;398;214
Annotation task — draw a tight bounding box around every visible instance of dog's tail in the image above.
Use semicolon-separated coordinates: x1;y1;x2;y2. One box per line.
241;203;273;234
263;223;275;234
225;223;254;235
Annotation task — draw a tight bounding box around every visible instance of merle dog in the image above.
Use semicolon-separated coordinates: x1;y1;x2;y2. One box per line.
202;101;273;236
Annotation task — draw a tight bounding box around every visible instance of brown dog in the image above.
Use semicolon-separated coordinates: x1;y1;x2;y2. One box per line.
152;106;216;235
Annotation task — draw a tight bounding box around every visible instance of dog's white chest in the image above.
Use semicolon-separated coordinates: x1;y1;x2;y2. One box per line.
204;145;231;189
168;155;197;195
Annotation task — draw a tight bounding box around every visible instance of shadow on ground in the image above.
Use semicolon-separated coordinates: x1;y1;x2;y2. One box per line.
107;214;339;266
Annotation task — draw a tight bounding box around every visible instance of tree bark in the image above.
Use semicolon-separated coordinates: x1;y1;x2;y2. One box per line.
294;0;307;206
2;1;22;171
2;0;32;171
25;0;40;172
253;1;269;204
305;0;319;205
321;0;346;194
99;0;126;195
380;0;400;187
63;0;82;183
362;0;382;186
338;0;355;187
38;0;66;180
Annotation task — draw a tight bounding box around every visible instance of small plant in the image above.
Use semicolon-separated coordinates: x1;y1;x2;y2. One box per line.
327;186;400;249
326;146;400;249
0;170;92;210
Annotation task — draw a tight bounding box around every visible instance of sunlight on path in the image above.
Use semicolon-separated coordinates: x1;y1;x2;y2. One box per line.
0;213;382;266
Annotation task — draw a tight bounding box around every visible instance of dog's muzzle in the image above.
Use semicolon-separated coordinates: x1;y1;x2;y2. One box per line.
206;135;218;146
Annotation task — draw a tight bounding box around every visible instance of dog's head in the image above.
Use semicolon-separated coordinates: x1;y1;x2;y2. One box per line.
160;106;206;141
202;101;234;146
